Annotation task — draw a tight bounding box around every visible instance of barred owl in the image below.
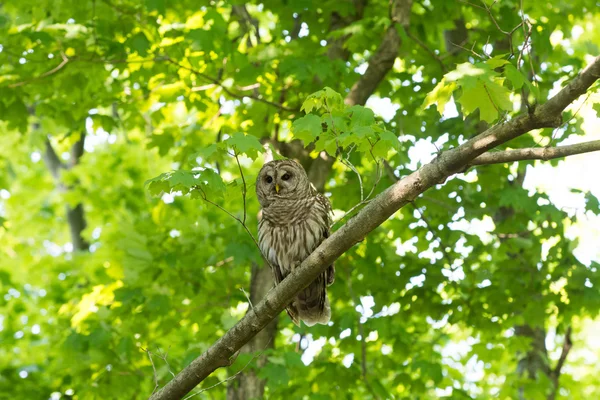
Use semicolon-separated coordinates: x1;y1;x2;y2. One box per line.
256;159;334;326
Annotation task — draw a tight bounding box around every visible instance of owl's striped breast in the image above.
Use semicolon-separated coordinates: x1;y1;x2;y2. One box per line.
258;197;329;277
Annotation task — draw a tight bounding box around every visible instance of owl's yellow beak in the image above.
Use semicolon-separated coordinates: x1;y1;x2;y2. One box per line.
275;183;280;193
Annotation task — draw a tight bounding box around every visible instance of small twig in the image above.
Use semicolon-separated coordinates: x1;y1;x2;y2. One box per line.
456;0;525;58
167;58;299;112
234;151;248;225
333;148;382;227
342;158;364;202
143;347;160;395
480;0;511;35
457;0;486;9
450;41;486;59
323;97;341;154
215;256;234;268
517;20;534;72
195;186;261;254
483;83;501;113
405;30;447;72
549;92;592;145
155;347;176;378
240;287;254;310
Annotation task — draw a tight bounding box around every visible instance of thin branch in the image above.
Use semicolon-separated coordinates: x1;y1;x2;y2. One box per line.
166;58;299;112
43;138;66;181
214;256;234;268
334;150;382;227
154;347;176;379
405;30;447;72
469;140;600;165
449;40;486;59
9;52;70;88
456;0;525;58
234;152;248;225
457;0;486;9
194;186;261;254
144;347;160;395
552;326;573;379
342;157;364;202
240;287;254;310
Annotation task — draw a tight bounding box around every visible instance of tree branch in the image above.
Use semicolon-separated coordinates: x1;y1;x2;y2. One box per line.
148;54;600;400
551;326;573;383
166;58;299;112
42;133;90;251
43;138;66;181
346;0;413;106
470;140;600;165
8;52;70;88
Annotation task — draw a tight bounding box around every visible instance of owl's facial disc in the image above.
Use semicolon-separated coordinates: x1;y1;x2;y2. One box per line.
275;167;298;196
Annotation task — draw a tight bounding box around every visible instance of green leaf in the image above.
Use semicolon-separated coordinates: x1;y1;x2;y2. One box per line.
584;192;600;213
593;103;600;119
485;56;510;69
129;32;151;56
457;79;511;123
145;170;199;196
148;132;175;156
301;96;322;114
504;64;526;89
199;168;226;198
376;128;399;155
446;62;492;87
291;114;322;144
347;105;375;127
322;86;344;111
90;114;116;132
422;78;457;114
225;132;264;160
193;144;222;162
145;0;165;14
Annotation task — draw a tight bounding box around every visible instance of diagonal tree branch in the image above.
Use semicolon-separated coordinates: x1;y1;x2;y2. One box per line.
149;55;600;400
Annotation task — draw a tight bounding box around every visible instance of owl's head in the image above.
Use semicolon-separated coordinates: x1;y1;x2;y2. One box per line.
256;159;310;207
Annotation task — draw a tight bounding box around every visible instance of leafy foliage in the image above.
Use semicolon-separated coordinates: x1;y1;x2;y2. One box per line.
1;0;600;399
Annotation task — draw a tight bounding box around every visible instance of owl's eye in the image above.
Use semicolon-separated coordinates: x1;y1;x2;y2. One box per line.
265;176;273;183
281;173;291;181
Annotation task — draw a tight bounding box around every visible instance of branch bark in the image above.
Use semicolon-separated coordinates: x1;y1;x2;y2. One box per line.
149;55;600;400
470;140;600;165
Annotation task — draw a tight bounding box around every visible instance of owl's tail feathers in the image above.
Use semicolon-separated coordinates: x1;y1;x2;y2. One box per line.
293;278;331;327
297;296;330;327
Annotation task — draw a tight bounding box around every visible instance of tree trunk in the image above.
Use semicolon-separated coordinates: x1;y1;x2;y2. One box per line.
43;132;89;251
